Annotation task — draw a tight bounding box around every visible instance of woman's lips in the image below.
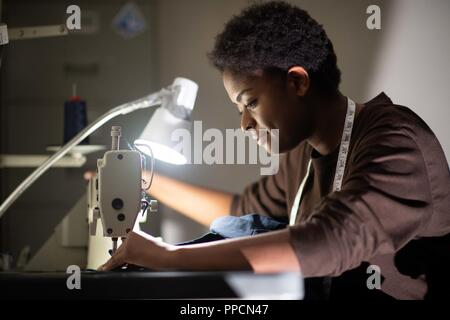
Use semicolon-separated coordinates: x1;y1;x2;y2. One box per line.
248;129;258;141
248;129;270;148
257;132;268;147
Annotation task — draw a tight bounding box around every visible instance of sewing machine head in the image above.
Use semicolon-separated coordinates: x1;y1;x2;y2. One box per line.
87;126;157;254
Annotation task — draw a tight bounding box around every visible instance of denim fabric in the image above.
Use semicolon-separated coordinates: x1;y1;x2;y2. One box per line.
177;214;287;246
210;214;287;238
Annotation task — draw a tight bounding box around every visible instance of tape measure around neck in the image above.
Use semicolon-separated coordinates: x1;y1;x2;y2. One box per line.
289;97;356;226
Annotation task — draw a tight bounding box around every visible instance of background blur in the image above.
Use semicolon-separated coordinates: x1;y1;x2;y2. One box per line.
1;0;449;270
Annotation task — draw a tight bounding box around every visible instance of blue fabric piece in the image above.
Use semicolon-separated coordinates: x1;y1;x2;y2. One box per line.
176;232;225;246
177;214;287;246
210;214;287;238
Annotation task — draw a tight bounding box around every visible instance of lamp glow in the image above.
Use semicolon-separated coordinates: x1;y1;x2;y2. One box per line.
134;77;198;165
135;140;187;165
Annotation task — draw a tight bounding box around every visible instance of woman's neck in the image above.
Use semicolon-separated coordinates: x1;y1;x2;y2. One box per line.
307;92;362;156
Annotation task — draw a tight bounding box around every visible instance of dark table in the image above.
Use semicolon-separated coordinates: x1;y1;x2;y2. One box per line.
0;270;304;300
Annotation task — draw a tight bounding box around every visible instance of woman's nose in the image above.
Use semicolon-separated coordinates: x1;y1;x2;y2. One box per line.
240;109;256;132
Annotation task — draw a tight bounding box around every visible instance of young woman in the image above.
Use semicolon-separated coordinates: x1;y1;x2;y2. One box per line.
99;1;450;300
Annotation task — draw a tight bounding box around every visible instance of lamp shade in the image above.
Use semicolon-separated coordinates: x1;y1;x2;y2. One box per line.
172;77;198;112
134;77;198;165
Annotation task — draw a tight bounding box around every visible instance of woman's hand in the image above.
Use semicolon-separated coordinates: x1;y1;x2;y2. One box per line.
98;228;300;274
98;230;175;271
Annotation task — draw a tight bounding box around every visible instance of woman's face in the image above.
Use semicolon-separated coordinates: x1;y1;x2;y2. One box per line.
222;68;314;154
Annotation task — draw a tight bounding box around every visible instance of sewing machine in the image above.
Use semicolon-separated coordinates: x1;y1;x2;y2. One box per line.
88;126;157;256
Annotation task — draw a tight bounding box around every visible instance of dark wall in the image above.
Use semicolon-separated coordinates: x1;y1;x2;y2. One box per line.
0;0;160;262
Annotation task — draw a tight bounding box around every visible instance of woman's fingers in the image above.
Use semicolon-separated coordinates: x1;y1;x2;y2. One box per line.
98;231;168;271
98;242;126;271
99;255;121;271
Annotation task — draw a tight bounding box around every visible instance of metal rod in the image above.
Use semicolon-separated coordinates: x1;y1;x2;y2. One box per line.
112;237;118;254
8;24;68;41
111;126;121;150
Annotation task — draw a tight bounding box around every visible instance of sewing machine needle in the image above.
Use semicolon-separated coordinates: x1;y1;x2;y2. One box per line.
112;237;118;254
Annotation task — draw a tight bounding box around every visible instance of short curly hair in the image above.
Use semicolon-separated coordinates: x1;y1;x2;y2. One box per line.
209;1;341;95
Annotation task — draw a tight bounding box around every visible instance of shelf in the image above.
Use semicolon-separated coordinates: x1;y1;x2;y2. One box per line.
0;154;86;168
0;145;106;168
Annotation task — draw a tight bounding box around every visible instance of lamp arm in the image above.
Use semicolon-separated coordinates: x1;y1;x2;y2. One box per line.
0;89;166;218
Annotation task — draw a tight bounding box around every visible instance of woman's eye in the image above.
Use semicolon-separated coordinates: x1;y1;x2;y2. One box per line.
245;99;258;109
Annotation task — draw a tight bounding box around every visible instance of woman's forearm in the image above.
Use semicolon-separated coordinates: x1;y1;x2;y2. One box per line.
144;172;234;226
166;228;301;273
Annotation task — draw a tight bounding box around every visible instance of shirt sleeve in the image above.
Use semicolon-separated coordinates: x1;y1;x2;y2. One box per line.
289;123;434;277
229;154;289;222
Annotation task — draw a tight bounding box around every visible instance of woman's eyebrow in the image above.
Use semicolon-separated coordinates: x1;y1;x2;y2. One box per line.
236;88;252;103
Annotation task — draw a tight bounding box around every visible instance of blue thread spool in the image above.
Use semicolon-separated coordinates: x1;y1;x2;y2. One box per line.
64;84;89;144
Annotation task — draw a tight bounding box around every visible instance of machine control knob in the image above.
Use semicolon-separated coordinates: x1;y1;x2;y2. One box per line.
112;198;124;210
149;200;158;213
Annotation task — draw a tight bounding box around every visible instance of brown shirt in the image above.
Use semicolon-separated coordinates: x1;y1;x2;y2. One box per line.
230;92;450;299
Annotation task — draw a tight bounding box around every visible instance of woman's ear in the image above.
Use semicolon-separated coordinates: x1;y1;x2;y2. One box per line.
287;66;310;96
